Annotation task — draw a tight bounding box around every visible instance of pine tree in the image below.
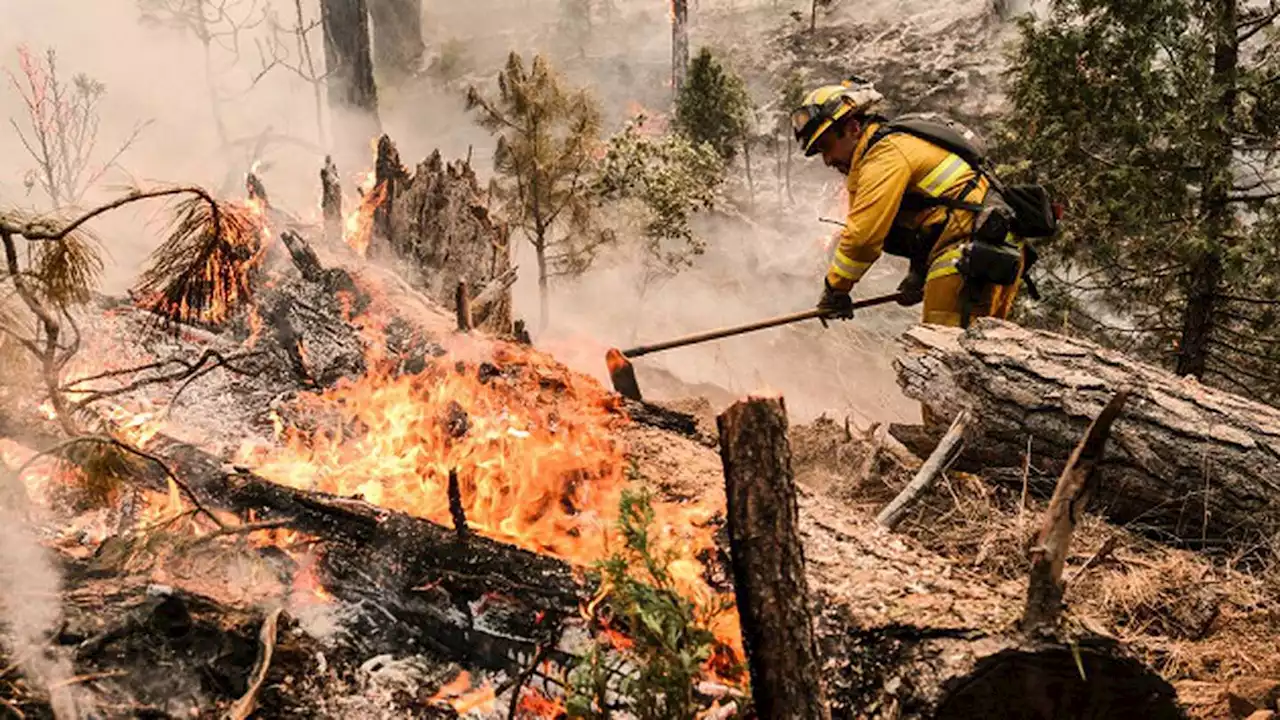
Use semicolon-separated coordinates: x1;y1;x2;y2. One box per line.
467;52;609;332
1003;0;1280;402
673;47;752;163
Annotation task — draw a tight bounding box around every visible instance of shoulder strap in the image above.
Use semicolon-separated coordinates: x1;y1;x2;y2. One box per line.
865;116;1010;205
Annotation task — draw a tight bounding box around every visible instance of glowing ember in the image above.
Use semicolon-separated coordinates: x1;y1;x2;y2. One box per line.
430;671;497;714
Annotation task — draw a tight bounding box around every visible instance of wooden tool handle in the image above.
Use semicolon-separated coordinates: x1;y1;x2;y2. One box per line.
621;292;904;359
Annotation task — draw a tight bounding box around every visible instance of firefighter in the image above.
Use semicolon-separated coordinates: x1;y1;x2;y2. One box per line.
791;79;1023;329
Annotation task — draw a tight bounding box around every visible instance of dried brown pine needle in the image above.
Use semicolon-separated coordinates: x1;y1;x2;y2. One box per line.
30;229;103;307
133;195;264;328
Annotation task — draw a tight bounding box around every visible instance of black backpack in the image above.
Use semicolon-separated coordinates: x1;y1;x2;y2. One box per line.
865;113;1058;297
866;113;1059;238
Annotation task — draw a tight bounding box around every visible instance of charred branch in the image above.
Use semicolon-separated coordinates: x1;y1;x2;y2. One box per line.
321;155;343;245
455;279;472;332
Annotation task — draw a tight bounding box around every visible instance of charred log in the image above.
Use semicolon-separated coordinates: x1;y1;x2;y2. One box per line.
717;395;830;719
378;148;514;334
320;156;343;246
370;134;408;261
892;319;1280;549
74;430;586;678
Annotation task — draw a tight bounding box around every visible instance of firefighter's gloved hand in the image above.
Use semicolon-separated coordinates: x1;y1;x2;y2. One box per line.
817;281;854;328
896;269;925;307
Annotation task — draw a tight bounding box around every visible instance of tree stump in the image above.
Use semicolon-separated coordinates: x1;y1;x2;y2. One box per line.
718;394;831;720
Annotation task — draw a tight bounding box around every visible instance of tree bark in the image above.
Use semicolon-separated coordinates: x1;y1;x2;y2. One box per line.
536;239;549;334
379;144;514;334
1177;0;1237;378
672;0;690;98
717;395;830;720
321;155;343;247
893;319;1280;548
366;0;425;83
320;0;380;164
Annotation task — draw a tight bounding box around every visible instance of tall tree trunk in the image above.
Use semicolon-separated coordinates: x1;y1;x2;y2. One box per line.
672;0;689;98
536;239;549;334
320;0;381;165
367;0;425;84
1177;0;1237;378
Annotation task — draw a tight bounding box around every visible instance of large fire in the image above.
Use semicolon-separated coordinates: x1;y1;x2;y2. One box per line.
3;156;745;715
236;338;630;561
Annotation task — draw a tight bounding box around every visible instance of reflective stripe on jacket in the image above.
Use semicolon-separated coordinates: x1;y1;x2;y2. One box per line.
825;121;991;292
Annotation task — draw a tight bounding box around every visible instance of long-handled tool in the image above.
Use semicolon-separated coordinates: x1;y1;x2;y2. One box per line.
606;291;905;400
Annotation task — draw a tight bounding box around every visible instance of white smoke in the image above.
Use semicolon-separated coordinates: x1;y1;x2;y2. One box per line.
0;472;90;718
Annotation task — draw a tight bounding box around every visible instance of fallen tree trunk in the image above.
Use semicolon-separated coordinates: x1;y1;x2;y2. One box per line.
892;319;1280;548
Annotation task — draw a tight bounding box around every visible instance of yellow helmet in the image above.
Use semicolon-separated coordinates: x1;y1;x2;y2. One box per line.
791;77;884;156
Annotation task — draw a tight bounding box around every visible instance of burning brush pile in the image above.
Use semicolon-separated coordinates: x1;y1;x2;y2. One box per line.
0;140;746;718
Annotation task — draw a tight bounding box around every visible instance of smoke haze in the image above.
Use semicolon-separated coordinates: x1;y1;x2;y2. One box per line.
0;0;1017;425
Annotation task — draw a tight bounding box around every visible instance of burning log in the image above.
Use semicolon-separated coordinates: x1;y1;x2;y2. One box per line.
892;319;1280;549
717;395;831;719
88;429;584;673
371;134;408;260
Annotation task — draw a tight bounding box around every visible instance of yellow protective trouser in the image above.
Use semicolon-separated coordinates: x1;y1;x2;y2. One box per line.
917;249;1022;425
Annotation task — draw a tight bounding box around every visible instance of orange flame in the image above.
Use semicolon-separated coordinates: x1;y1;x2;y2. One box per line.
343;180;387;257
517;689;565;718
430;671;497;714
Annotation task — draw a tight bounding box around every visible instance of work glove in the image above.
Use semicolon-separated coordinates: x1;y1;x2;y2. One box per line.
817;280;854;328
896;268;925;307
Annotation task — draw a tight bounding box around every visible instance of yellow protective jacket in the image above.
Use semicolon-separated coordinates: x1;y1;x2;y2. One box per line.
825;120;990;294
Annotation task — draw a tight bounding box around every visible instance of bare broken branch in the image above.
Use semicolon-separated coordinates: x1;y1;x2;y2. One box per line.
1022;389;1131;633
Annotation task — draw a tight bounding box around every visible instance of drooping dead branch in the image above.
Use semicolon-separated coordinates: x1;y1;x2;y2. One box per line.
132;193;264;329
12;435;224;529
224;607;282;720
1022;389;1131;632
61;348;263;412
